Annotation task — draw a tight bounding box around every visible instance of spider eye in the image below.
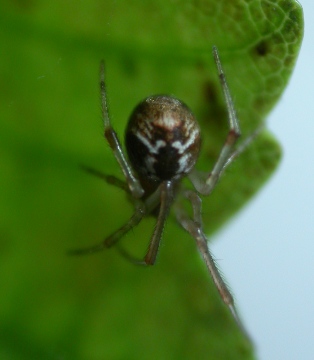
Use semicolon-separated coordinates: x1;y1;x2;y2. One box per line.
125;95;201;182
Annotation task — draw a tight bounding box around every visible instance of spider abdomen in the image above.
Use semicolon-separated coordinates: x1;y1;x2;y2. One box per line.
125;95;201;183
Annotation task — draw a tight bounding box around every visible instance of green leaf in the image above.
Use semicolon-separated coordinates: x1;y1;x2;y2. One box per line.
0;0;303;359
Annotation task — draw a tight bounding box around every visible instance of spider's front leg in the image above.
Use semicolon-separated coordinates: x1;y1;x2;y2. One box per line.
100;61;144;199
189;46;241;196
175;190;250;341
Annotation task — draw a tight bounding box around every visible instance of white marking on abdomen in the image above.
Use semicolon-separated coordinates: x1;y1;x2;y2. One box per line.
135;132;166;154
172;127;199;154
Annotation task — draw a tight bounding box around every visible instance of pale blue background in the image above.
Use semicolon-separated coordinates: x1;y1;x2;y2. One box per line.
211;1;312;359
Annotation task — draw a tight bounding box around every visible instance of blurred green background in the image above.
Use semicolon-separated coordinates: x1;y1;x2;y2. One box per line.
0;1;303;359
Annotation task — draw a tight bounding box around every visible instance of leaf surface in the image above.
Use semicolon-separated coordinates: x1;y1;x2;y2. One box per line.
0;1;303;359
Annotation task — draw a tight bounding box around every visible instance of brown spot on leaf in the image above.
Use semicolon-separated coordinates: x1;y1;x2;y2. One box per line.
201;80;227;129
203;80;218;104
254;41;269;57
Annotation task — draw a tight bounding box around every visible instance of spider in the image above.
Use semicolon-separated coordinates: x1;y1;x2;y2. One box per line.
70;46;254;338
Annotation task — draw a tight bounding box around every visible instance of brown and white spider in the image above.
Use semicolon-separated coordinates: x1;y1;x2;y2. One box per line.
70;46;254;338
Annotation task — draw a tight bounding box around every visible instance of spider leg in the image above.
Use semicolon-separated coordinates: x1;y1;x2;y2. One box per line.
68;184;162;257
144;181;174;265
115;243;147;265
67;199;146;256
100;61;144;199
175;189;251;341
80;165;129;192
106;181;173;265
222;124;264;170
189;46;241;196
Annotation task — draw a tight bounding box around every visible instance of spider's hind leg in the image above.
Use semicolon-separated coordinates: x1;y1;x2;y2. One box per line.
175;189;251;341
68;181;164;259
67;198;146;256
80;165;129;193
